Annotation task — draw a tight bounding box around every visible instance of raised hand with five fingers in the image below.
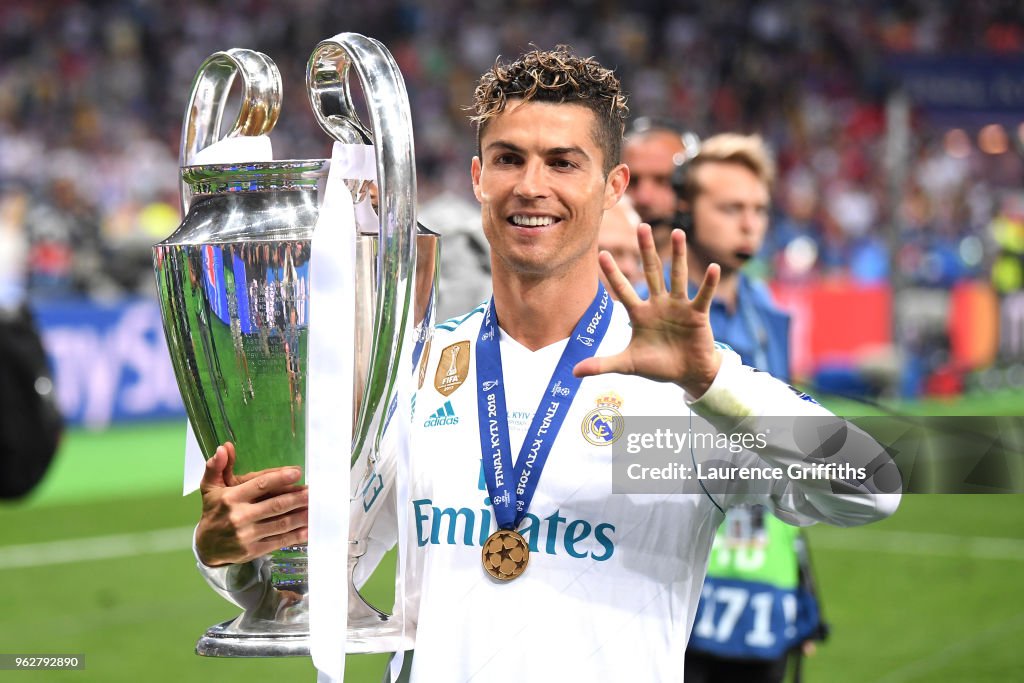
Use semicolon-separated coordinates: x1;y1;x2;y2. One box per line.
574;225;723;398
195;442;309;567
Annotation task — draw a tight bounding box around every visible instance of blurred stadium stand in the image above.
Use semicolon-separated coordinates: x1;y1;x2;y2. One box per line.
1;0;1023;427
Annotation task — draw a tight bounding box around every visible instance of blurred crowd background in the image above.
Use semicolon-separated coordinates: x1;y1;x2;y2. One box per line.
1;0;1023;421
2;8;1020;681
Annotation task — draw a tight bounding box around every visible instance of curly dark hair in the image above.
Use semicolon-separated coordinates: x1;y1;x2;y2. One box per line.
470;45;629;175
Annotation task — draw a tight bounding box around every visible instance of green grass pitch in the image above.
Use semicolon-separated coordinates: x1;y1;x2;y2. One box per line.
1;391;1022;681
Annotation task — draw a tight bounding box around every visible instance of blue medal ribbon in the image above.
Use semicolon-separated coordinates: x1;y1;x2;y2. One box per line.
476;283;612;530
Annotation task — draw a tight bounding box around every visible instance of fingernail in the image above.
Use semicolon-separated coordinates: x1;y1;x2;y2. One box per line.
286;468;301;482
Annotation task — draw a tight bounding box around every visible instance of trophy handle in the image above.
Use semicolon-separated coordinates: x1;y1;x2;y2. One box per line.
306;34;418;474
178;48;283;213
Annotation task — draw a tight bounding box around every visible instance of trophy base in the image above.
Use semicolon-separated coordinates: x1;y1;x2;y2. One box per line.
196;617;410;657
196;584;409;658
197;619;310;657
197;547;414;657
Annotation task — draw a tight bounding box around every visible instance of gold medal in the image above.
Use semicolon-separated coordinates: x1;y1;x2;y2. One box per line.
482;529;530;581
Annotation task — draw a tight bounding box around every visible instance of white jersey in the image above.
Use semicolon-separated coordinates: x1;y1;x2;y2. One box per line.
197;301;898;683
400;302;896;683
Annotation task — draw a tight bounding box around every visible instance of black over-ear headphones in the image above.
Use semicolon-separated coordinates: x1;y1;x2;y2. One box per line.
670;132;702;236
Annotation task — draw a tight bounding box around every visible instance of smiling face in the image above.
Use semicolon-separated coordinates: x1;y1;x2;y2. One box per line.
471;100;628;283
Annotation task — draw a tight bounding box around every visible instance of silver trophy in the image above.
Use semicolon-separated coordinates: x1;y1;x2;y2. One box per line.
154;36;437;657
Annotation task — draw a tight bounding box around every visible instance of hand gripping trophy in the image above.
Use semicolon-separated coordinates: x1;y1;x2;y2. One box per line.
153;34;437;657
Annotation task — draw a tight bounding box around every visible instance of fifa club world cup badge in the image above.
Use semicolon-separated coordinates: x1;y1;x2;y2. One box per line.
434;341;470;396
581;392;624;446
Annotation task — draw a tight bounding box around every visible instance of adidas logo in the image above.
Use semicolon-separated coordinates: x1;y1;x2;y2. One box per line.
424;400;460;427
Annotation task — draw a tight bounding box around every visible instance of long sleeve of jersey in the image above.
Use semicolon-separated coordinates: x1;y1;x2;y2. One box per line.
686;350;901;527
192;527;269;610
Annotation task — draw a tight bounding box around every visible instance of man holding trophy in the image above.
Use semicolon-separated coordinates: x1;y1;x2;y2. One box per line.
191;45;899;682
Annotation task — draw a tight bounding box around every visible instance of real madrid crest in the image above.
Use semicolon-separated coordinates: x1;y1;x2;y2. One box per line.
581;392;624;446
434;340;470;396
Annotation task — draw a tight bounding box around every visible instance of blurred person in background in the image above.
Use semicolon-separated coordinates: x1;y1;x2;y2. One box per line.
0;185;29;309
623;118;694;263
646;133;789;377
0;183;62;499
22;177;103;298
419;190;492;321
651;133;828;683
597;194;643;294
989;192;1024;364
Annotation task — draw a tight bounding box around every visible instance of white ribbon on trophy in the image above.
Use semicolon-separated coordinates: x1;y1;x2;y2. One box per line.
308;141;383;683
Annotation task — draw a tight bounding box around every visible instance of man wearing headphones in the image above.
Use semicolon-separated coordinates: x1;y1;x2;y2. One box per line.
638;132;826;682
622;119;695;264
665;132;788;379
